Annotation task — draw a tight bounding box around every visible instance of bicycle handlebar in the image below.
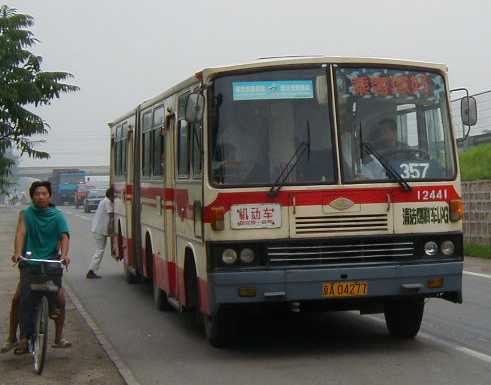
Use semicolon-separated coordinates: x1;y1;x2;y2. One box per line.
19;256;64;264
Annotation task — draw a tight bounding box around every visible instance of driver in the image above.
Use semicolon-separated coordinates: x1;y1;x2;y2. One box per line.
372;118;407;153
360;118;407;179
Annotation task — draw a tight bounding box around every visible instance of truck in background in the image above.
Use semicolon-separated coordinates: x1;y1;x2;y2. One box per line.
74;180;96;208
48;169;86;206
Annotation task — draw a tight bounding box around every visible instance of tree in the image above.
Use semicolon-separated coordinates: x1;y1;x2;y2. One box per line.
0;5;79;192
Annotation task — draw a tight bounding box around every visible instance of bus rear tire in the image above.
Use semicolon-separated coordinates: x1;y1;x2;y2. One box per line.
124;262;139;284
153;274;173;311
384;299;424;339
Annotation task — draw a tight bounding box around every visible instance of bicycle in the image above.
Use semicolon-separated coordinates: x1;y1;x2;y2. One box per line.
18;256;65;375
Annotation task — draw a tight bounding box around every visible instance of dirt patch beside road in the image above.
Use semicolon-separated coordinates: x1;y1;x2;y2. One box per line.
465;255;491;274
0;207;126;385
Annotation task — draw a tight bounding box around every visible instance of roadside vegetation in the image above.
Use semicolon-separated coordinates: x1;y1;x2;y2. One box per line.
0;5;79;192
459;143;491;258
459;143;491;181
464;243;491;259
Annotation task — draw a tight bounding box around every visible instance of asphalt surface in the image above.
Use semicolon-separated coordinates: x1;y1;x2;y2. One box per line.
61;206;491;385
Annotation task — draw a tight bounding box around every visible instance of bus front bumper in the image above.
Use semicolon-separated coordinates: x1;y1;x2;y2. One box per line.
207;261;463;313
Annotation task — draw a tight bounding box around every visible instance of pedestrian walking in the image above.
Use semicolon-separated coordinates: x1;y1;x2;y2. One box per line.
87;187;114;279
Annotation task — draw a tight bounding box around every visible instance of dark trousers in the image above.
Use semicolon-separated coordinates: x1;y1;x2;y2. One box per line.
19;267;62;339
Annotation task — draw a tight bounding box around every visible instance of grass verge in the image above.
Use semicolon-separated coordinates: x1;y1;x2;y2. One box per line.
464;242;491;259
459;143;491;181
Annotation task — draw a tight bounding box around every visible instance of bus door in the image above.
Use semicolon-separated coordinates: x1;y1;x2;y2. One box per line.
163;112;178;300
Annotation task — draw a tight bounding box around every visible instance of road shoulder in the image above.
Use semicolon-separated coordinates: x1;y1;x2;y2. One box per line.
465;255;491;275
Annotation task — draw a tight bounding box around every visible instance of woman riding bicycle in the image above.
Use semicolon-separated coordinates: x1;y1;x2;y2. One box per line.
10;181;71;355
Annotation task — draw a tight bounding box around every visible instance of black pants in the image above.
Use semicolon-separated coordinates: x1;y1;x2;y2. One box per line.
19;266;62;339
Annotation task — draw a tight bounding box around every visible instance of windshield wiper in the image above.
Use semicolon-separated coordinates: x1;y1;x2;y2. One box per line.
362;142;412;192
268;121;311;198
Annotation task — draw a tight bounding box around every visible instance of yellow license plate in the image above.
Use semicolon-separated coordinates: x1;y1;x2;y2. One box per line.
322;281;368;297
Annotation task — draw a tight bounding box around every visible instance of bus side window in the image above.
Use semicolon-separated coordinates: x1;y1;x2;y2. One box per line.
121;122;128;177
153;128;164;176
192;122;202;178
177;120;190;178
178;93;191;178
142;111;153;177
113;141;118;176
115;125;122;176
153;106;165;176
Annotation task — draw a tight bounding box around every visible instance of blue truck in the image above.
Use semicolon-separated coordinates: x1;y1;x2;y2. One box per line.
49;169;86;206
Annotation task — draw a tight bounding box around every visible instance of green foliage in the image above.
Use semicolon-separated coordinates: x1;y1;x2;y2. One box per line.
0;149;14;193
0;5;79;190
464;242;491;259
459;143;491;181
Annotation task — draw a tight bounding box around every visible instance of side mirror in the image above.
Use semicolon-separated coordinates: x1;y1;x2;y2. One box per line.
461;96;477;126
185;93;204;123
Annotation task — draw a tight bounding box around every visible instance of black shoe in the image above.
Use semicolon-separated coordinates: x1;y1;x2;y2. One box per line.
86;270;101;279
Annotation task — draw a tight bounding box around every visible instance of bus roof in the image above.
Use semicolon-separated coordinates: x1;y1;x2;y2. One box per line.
109;56;448;126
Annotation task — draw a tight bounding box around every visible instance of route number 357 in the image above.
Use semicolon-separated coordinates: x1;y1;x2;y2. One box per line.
399;163;429;178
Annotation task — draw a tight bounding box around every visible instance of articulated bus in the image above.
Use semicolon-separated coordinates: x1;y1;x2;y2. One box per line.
109;56;475;347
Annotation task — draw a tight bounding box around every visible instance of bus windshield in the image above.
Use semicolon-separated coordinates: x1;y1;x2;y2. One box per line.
210;68;335;187
60;174;85;184
335;67;456;182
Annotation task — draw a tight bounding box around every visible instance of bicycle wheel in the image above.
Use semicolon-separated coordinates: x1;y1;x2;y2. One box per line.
33;296;49;375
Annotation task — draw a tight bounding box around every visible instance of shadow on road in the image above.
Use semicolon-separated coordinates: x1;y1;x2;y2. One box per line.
131;279;422;358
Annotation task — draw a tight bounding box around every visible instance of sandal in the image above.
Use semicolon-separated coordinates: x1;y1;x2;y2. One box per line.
52;338;72;349
13;339;29;355
0;339;18;354
49;308;61;320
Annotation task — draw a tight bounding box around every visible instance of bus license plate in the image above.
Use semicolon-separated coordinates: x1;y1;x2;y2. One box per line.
322;281;368;297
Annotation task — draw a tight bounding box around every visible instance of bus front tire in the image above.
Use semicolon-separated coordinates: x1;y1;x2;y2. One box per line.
204;307;236;348
384;299;424;339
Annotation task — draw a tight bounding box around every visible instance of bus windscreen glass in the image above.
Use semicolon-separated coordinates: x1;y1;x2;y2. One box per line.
335;67;456;182
210;68;335;187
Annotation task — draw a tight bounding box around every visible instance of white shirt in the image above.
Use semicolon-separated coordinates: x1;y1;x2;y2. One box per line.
91;197;114;236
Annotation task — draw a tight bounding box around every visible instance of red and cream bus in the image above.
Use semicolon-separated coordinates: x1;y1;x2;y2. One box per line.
109;56;474;347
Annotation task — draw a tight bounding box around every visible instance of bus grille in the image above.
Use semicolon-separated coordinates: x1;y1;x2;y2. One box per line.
267;239;415;266
295;214;388;234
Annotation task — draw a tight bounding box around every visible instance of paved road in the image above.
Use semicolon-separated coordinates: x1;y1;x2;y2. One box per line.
61;207;491;385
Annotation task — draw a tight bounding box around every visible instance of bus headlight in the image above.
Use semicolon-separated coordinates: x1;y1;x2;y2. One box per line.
222;249;238;265
424;241;439;256
239;248;255;264
441;240;455;256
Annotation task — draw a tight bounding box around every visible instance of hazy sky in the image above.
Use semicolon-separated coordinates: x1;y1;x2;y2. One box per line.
8;0;491;167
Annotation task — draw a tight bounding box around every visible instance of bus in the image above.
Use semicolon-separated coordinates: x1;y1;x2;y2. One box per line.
109;56;474;347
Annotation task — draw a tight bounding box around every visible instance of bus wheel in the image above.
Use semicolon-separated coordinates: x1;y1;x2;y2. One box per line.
153;270;173;311
384;299;424;339
124;262;139;284
204;308;227;348
204;307;237;348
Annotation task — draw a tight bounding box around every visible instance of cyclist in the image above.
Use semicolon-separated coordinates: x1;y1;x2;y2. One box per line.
9;181;71;354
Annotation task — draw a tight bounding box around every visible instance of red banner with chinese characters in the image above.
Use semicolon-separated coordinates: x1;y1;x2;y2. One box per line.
350;73;433;97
